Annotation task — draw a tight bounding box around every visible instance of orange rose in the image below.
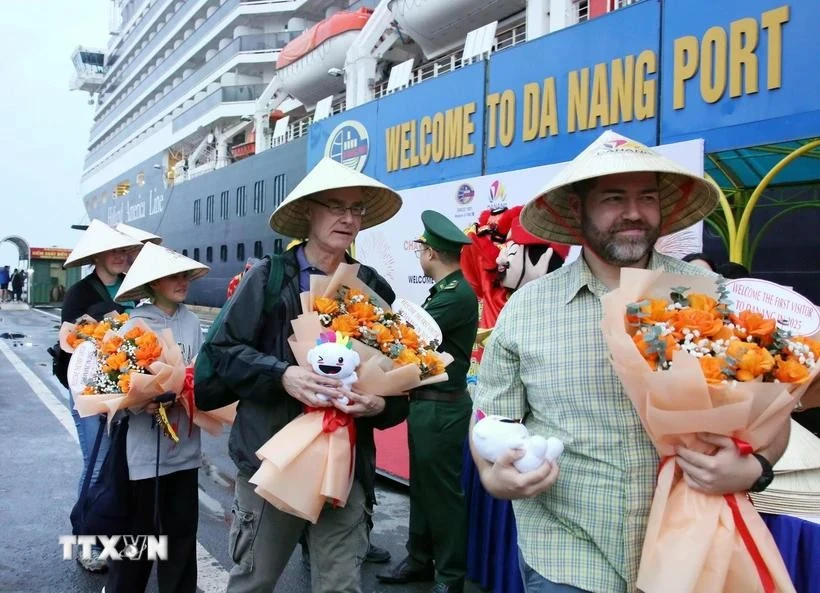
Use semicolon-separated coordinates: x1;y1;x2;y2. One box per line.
370;323;395;347
343;288;368;306
136;342;163;368
92;322;112;341
395;347;420;367
123;326;145;341
688;293;718;313
314;297;340;315
730;310;776;346
397;325;420;351
632;331;677;369
67;334;83;349
101;335;124;355
112;313;130;326
348;302;378;324
118;372;132;393
670;308;725;339
82;385;96;395
331;314;360;336
699;356;728;384
773;357;810;384
627;298;671;326
104;351;129;373
726;341;775;381
420;350;445;376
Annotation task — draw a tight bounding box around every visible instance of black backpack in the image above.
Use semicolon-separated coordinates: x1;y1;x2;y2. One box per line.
70;416;131;536
194;254;286;411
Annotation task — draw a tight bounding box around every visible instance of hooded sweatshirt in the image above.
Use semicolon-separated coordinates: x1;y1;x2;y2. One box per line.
124;303;204;481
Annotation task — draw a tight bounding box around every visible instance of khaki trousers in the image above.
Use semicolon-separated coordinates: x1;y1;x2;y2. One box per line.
226;471;369;593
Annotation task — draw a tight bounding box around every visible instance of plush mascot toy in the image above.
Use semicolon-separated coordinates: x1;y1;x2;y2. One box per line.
472;412;564;473
306;331;360;406
496;213;570;291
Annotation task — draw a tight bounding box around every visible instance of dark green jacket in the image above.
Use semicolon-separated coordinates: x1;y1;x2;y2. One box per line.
420;270;478;392
200;248;408;504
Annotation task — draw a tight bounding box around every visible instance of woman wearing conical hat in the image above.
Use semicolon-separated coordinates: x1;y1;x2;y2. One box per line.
60;219;142;573
104;243;208;593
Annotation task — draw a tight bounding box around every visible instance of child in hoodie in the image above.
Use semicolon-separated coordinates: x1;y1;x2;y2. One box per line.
106;243;209;593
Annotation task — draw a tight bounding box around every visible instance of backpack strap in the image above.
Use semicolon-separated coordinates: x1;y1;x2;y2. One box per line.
87;273;116;304
263;254;287;314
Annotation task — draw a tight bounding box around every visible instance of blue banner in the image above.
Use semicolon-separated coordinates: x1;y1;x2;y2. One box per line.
308;63;485;189
485;1;661;173
660;0;820;150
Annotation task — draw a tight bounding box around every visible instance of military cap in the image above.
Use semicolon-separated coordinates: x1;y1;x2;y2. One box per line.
415;210;472;253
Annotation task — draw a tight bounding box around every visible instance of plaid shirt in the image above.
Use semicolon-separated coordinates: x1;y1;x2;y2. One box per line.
474;251;714;593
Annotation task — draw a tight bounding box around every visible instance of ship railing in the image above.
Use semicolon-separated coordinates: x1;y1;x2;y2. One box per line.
102;0;175;96
85;33;286;171
94;0;242;140
373;22;526;99
173;83;267;132
574;0;589;23
259;98;346;151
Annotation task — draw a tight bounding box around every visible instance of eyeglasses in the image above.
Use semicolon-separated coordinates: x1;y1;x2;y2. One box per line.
414;244;430;259
308;199;367;217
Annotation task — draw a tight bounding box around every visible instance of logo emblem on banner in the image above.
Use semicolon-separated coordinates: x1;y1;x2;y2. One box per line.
455;184;475;205
325;120;370;171
488;180;507;211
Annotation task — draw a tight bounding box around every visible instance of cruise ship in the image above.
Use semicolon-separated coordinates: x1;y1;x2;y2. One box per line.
71;0;820;307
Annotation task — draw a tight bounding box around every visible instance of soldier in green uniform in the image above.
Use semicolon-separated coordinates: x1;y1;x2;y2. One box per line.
378;210;478;593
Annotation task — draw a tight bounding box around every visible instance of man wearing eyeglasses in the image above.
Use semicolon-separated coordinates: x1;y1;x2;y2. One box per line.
202;158;409;593
379;210;478;593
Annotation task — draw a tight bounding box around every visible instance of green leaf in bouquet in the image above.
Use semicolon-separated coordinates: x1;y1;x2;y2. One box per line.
670;287;691;307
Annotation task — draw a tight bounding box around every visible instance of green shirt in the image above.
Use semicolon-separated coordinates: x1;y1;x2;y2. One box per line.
421;270;478;392
474;251;714;593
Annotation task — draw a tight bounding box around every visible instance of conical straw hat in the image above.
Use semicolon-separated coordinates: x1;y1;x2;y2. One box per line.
63;219;143;269
115;242;209;302
773;420;820;473
269;158;402;238
115;222;162;245
520;130;720;245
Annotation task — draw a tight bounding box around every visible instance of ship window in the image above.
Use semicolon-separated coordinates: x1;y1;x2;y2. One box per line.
253;180;265;213
220;191;229;220
206;246;213;262
254;240;263;258
220;245;228;262
193;248;200;261
273;238;283;255
193;199;201;225
236;186;246;217
206;194;215;223
272;174;286;209
237;243;245;261
182;249;188;257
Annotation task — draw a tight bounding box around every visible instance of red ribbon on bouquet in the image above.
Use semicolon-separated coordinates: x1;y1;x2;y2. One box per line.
658;438;775;593
180;365;195;437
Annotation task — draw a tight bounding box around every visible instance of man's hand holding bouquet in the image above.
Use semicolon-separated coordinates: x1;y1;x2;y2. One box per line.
601;268;819;593
250;263;452;523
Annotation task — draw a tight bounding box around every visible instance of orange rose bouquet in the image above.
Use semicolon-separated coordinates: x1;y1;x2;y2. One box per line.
59;312;131;353
251;263;453;523
68;319;186;436
602;268;820;593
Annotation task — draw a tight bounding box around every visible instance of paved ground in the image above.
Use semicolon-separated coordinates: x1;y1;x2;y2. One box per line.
0;308;485;593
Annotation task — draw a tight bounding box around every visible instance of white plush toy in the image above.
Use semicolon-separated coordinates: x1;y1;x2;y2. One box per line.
306;331;360;406
472;412;564;473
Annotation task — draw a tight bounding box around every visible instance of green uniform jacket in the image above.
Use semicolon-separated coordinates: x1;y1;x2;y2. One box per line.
420;270;478;391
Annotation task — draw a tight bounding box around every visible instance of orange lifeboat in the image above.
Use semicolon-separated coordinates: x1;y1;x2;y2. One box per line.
276;8;372;105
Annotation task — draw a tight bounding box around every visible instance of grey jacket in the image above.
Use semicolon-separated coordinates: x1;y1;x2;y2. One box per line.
198;248;409;504
125;303;204;481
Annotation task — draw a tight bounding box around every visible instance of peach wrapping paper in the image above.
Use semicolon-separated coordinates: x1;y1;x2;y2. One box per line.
178;362;237;436
72;319;187;426
600;268;820;593
251;263;453;522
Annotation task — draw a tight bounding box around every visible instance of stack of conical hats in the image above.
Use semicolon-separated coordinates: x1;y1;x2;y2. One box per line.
749;419;820;519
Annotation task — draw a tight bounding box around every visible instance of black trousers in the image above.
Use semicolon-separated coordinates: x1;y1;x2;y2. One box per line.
106;467;199;593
